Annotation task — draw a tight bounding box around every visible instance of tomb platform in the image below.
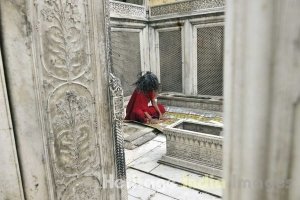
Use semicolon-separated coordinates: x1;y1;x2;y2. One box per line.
158;92;223;112
159;119;223;177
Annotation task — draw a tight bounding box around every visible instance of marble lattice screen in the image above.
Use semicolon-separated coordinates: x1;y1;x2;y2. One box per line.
158;30;183;93
197;25;224;96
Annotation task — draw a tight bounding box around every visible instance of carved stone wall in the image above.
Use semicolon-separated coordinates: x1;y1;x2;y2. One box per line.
36;1;102;198
111;31;142;96
1;0;123;199
110;0;147;20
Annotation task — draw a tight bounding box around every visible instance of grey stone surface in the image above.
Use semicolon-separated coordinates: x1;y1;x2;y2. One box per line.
111;31;142;96
123;123;157;149
175;121;222;136
131;132;157;146
158;93;223;112
1;0;52;198
124;123;154;142
124;142;138;150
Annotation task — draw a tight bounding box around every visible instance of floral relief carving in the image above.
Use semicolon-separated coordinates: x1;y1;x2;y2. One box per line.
61;176;101;200
33;0;124;198
48;84;98;177
41;0;90;80
51;89;94;174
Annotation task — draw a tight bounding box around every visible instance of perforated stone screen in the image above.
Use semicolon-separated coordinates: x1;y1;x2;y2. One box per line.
111;31;141;96
197;26;224;96
159;30;183;93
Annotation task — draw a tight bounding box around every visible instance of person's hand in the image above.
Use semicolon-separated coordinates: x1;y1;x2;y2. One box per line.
159;113;163;120
148;118;159;124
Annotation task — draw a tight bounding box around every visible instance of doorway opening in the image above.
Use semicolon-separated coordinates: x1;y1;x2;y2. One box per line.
109;0;225;199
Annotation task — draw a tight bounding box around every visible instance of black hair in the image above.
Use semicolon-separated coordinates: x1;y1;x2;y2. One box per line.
134;71;159;92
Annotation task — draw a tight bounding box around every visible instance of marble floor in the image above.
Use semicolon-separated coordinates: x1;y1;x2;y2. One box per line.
125;133;223;200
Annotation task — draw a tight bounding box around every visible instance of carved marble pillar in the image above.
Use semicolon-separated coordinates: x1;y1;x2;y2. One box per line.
0;0;125;199
224;0;300;200
183;20;195;95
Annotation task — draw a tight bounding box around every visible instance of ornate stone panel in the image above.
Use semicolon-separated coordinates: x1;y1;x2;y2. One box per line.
150;0;225;17
109;73;126;180
48;84;98;177
30;0;111;199
109;0;147;20
40;0;91;81
61;177;101;200
159;119;223;177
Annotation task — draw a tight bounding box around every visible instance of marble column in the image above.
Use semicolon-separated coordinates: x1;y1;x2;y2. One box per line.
224;0;300;200
183;20;195;95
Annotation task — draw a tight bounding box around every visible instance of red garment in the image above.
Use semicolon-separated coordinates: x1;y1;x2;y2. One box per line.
125;89;166;123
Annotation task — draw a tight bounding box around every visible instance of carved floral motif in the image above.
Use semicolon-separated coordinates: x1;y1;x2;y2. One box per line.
33;0;126;198
61;176;101;200
50;88;95;175
41;0;90;80
36;0;103;198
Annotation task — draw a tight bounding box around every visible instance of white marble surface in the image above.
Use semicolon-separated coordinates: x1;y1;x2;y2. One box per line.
128;145;165;172
149;192;177;200
126;133;222;198
152;134;167;143
128;184;157;199
151;165;222;196
128;183;177;200
125;140;163;165
127;169;219;200
128;195;141;200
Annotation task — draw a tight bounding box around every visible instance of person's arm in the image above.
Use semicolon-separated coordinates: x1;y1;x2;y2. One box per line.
150;92;163;120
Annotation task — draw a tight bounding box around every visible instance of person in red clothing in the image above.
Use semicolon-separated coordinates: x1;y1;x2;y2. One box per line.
125;71;166;124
